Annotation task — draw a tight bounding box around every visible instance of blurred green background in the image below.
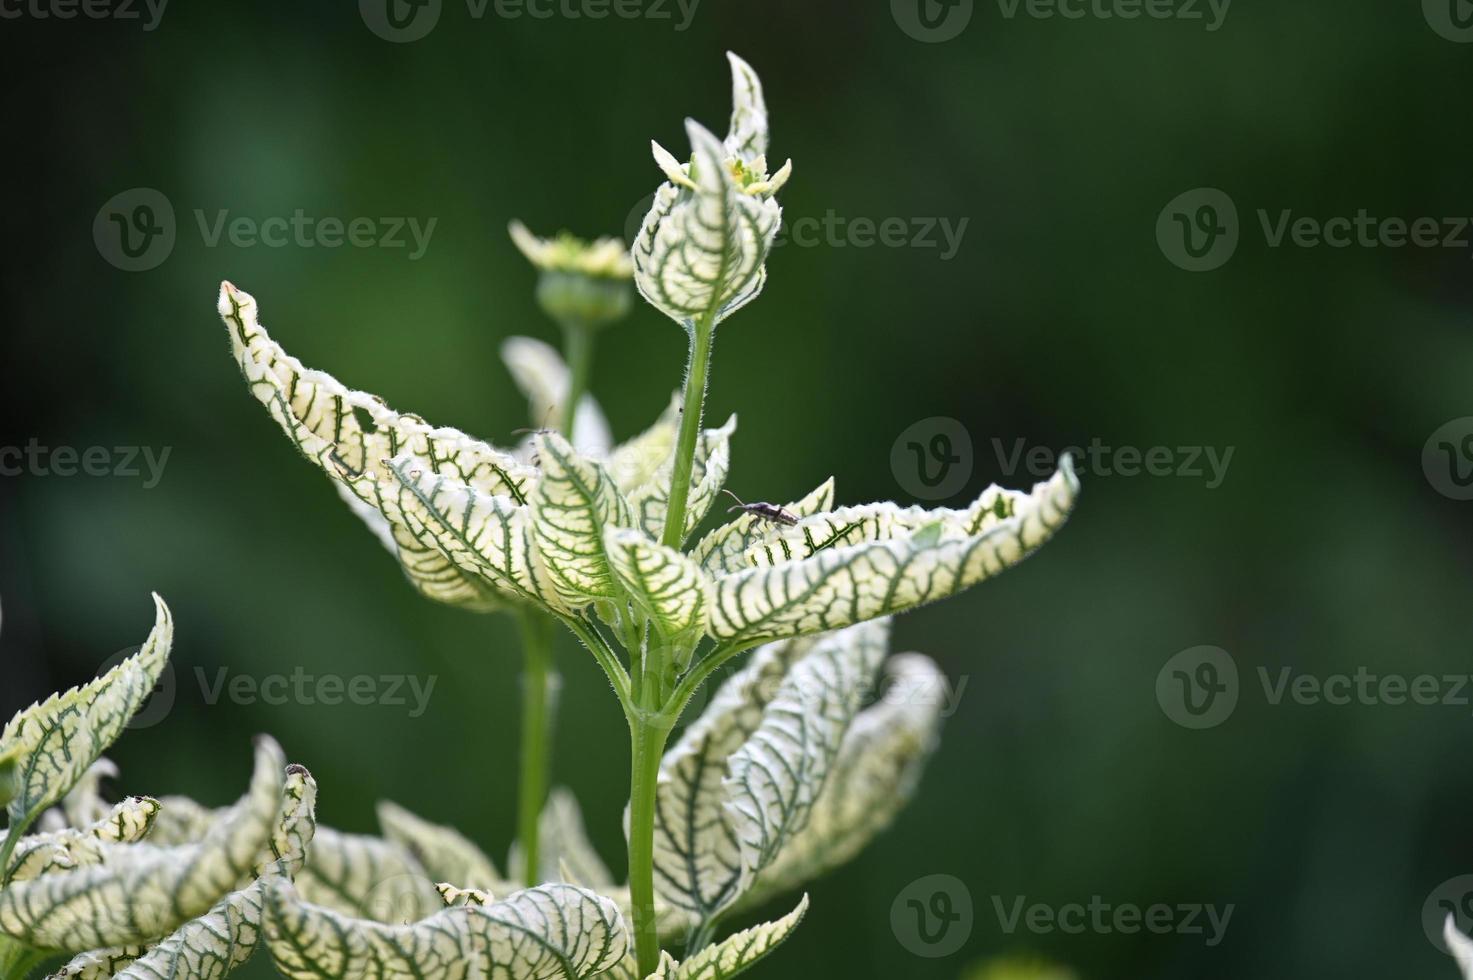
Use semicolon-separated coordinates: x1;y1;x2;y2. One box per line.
4;2;1473;978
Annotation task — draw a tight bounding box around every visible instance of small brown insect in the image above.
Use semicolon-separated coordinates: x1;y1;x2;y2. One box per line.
722;489;799;526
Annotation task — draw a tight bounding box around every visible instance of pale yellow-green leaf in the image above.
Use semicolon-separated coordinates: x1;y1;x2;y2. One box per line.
220;281;532;611
647;634;820;922
723;52;768;164
8;796;161;882
693;478;835;576
47;946;149;979
508;787;615;890
626;416;735;546
722;622;888;889
263;881;628;980
604;529;712;643
0;738;285;952
501;335;612;456
60;763;320;980
741;654;944;908
296;825;441;924
529;433;634;607
381;454;560;610
436;883;493;908
633;121;782;329
709;461;1078;643
377;799;505;891
675;895;807;980
0;595;172;833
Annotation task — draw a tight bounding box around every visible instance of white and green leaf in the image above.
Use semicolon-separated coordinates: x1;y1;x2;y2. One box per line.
633;121;782;329
509;787;615;890
604;529;712;644
1448;915;1473;980
722;52;768;164
295;825;442;924
627;416;736;546
377;799;505;892
220;282;534;611
675;895;807;980
709;461;1079;643
742;654;944;908
263;881;628;980
0;738;285;952
0;595;172;835
605;394;681;495
692;478;835;576
529;433;635;608
8;796;161;882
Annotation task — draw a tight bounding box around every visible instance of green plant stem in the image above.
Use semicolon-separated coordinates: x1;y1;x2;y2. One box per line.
626;709;675;976
660;319;716;550
0;814;31;887
559;321;596;437
516;608;558;888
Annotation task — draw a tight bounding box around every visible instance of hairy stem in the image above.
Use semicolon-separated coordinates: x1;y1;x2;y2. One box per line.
559;321;596;437
626;711;675;976
515;608;558;887
660;319;716;550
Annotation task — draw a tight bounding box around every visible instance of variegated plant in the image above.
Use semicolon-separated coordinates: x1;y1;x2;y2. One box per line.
0;596;319;980
220;51;1078;979
1448;917;1473;979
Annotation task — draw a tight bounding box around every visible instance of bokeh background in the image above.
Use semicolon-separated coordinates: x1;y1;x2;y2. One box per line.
4;2;1473;977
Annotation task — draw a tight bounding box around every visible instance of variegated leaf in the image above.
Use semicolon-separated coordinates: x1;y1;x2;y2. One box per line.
605;394;681;495
742;654;944;908
221;282;535;611
145;796;217;847
48;946;149;979
529;433;635;608
647;635;820;923
296;825;442;924
723;621;888;886
593;949;677;980
508;787;615;890
501;336;613;457
0;738;285;952
58;763;320;980
264;881;628;980
1448;915;1473;980
633;121;782;329
626;416;736;546
709;461;1078;643
676;895;807;980
8;796;161;881
723;52;768;163
604;529;712;644
382;455;559;610
377;799;505;891
437;884;493;908
51;758;120;832
1;595;172;835
693;478;835;576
